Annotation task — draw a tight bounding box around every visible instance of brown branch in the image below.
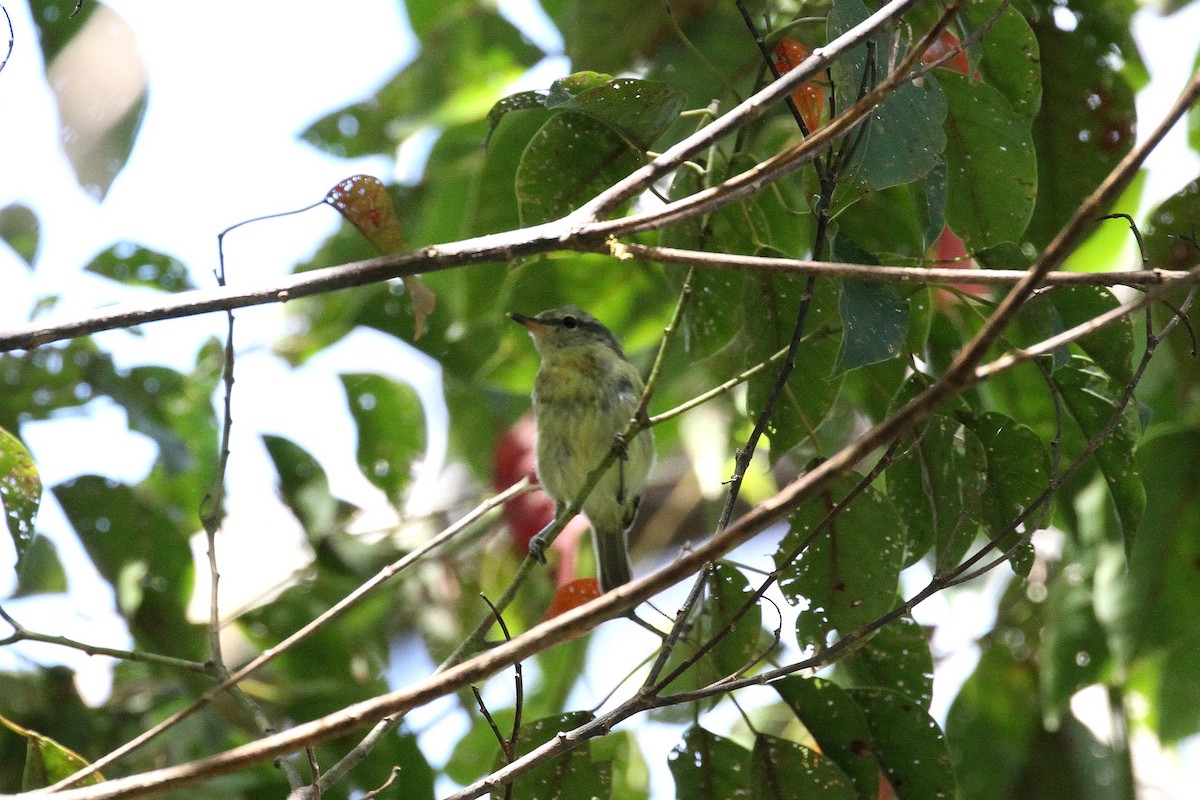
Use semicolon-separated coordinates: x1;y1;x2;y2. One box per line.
612;241;1191;287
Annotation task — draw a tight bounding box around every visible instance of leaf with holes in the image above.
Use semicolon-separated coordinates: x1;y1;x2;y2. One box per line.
777;475;905;646
773;676;882;800
0;427;41;568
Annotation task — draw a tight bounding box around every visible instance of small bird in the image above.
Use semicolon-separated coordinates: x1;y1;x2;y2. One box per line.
509;306;655;592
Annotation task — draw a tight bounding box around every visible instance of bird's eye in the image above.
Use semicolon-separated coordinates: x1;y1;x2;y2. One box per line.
561;316;577;329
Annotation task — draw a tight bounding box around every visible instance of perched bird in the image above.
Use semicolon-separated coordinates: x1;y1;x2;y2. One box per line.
509;306;655;592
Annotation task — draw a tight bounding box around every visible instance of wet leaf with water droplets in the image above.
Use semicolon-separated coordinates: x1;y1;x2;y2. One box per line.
773;676;882;800
750;734;856;800
669;726;753;799
848;688;957;800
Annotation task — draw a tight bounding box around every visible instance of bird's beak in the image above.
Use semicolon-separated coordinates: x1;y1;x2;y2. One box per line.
508;312;546;332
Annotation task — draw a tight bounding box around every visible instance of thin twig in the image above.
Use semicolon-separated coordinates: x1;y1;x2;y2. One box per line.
0;606;208;673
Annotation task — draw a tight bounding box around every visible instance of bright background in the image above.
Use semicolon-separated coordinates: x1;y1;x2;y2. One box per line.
2;0;1199;794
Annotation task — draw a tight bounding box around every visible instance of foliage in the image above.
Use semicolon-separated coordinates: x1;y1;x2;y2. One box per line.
4;0;1200;798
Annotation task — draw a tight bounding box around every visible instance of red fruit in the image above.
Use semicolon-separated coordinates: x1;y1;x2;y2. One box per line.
772;37;826;134
920;30;970;76
493;415;556;551
544;578;602;620
931;225;988;305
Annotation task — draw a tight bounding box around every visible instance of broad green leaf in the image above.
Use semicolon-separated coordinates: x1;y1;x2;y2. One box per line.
500;711;609;800
545;76;685;150
0;204;40;266
745;276;842;460
516;111;645;225
1143;178;1200;271
662;167;743;358
848;688;957;800
777;474;905;645
772;676;882;800
0;427;41;565
488;74;684;153
940;71;1037;249
965;0;1041;121
887;414;985;569
833;280;909;375
945;644;1041;800
303;8;540;157
52;477;200;658
84;241;195;292
262;435;357;543
668;726;752;799
840;614;934;709
0;714;103;790
834;184;928;262
1053;358;1144;548
829;0;947;190
1157;630;1200;742
339;373;425;506
750;734;857;800
12;535;66;597
1025;4;1137;250
963;411;1051;577
1049;286;1134;385
660;562;765;695
1040;549;1113;720
1110;429;1200;662
487;90;555;142
38;3;147;199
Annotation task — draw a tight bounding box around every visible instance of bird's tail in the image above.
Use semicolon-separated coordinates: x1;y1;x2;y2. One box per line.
593;526;632;593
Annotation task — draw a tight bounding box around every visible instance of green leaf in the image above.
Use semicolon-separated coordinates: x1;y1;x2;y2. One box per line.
940;71;1037;249
1040;551;1113;720
834;184;928;262
1053;358;1144;549
840;614;934;709
945;644;1041;800
966;0;1042;121
0;714;103;790
303;8;540;157
887;414;986;569
500;711;609;799
848;688;957;800
84;241;195;292
829;0;947;190
1110;429;1200;661
750;734;857;800
53;477;200;657
660;562;765;696
0;203;40;266
772;676;882;800
339;373;426;506
0;427;41;567
1025;4;1136;249
1049;286;1134;385
1157;630;1200;742
1143;178;1200;271
963;411;1051;577
667;179;744;359
668;726;752;799
13;535;66;597
833;280;909;375
544;76;686;151
744;276;842;460
777;474;905;645
262;435;358;543
515;112;645;225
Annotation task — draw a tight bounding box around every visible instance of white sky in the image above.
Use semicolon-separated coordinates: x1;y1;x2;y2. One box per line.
1;0;1199;795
